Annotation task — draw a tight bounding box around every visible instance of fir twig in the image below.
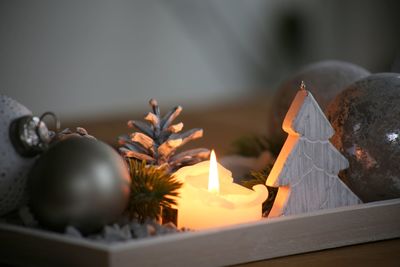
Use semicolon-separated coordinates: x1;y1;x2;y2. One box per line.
126;159;183;223
231;135;282;158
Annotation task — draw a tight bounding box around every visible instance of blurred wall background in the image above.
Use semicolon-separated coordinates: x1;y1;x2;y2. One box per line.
0;0;399;121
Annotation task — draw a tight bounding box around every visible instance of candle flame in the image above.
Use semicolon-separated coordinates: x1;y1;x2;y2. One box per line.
208;150;220;194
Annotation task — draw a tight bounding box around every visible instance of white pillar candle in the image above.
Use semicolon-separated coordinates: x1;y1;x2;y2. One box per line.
174;150;268;230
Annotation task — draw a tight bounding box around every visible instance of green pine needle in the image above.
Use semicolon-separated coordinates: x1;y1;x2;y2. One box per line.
241;169;269;189
126;159;183;223
231;135;282;158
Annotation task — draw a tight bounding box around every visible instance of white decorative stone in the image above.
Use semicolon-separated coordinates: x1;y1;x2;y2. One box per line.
65;226;83;238
266;85;362;217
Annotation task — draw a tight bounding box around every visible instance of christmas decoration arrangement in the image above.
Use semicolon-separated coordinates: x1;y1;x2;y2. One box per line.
2;62;398;249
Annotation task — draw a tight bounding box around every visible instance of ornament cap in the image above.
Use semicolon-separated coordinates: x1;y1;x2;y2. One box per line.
9;112;60;157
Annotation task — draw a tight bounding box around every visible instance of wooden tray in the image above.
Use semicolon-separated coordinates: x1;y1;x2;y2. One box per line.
1;198;399;267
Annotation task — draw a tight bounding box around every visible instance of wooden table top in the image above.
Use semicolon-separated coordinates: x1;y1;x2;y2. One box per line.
236;238;400;267
63;94;272;155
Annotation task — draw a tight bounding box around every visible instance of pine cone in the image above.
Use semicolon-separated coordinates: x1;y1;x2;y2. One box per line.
119;99;210;172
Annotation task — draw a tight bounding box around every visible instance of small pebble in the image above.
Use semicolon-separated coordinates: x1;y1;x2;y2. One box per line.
103;225;132;242
147;224;156;236
121;224;132;239
130;222;150;239
157;222;179;235
65;226;83;238
18;206;38;227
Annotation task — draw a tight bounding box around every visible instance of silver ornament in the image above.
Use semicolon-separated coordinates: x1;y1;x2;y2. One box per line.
29;137;131;234
327;73;400;202
0;95;34;216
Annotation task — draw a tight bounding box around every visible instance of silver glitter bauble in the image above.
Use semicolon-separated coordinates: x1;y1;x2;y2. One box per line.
29;137;131;234
327;73;400;202
0;95;34;216
269;60;370;143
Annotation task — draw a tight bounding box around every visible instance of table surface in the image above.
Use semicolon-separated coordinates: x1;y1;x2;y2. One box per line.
64;94;272;154
64;94;400;266
236;238;400;266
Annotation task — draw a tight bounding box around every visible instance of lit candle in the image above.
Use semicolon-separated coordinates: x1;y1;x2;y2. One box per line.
174;150;268;230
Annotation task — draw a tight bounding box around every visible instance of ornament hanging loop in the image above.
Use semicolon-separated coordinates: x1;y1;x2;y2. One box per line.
37;111;61;142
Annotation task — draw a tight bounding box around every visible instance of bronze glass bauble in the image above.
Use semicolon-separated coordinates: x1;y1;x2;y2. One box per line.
327;73;400;202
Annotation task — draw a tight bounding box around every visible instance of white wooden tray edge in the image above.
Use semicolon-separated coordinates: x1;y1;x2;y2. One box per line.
1;198;399;267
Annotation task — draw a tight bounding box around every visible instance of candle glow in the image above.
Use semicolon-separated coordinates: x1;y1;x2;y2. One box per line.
208;150;219;194
174;150;268;230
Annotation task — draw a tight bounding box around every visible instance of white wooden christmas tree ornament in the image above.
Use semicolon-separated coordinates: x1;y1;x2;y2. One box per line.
266;82;362;217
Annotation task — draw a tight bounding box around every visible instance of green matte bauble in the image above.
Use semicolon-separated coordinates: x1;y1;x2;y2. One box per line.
28;137;131;234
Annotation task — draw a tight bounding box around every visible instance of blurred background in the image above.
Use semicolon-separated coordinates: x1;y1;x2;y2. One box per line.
1;0;399;152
